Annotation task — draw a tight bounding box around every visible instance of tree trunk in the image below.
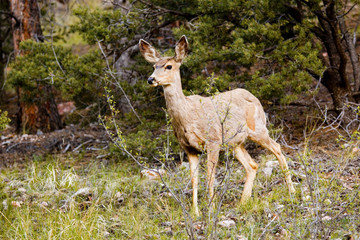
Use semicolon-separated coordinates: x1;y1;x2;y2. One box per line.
9;0;43;54
316;19;353;112
308;1;354;114
339;16;360;92
10;0;63;133
0;0;13;101
322;69;351;111
287;1;356;115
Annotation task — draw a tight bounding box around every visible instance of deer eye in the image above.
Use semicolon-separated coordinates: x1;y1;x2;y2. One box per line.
165;65;172;70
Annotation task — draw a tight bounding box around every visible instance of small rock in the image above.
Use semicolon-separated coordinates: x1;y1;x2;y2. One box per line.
162;227;173;236
262;167;273;177
160;221;172;227
21;134;29;139
114;192;122;198
114;192;124;204
322;216;332;221
236;235;248;240
2;200;8;210
9;180;23;188
343;182;354;190
141;169;166;180
266;161;279;168
11;201;22;207
103;231;110;238
217;219;236;228
161;192;173;197
286;160;295;167
40;201;48;207
73;187;92;197
193;221;203;231
72;187;93;202
180;162;190;170
299;173;307;179
352;147;359;154
144;234;160;239
279;228;289;238
304;195;311;201
1;135;8;140
275;204;285;210
18;187;27;193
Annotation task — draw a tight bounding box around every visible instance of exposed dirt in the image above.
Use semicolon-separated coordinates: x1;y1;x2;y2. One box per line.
0;124;109;167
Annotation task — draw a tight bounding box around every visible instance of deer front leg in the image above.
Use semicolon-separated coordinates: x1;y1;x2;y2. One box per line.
188;153;200;216
206;147;220;207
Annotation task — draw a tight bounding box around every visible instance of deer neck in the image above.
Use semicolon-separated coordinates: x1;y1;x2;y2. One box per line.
163;72;188;117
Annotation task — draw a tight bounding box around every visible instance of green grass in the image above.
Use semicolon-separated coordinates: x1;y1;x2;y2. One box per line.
0;149;359;239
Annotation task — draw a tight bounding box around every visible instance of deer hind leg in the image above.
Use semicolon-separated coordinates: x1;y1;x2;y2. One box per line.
188;153;200;216
234;145;258;204
253;134;295;194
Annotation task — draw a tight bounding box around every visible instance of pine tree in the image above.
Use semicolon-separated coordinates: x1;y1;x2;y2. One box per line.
9;0;62;133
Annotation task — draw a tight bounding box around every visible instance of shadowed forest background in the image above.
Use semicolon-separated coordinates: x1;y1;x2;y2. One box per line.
0;0;359;239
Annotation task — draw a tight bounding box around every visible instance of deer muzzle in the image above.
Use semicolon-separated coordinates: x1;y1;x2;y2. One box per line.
147;77;155;85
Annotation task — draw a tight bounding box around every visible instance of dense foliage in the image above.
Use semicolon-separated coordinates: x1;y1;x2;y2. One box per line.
174;0;324;103
70;0;325;104
8;40;105;109
0;110;10;131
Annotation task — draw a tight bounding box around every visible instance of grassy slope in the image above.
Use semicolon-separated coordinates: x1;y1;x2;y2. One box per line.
0;144;358;239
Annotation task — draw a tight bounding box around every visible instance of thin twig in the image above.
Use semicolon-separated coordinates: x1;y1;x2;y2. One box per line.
258;215;277;240
72;139;92;152
97;39;143;124
2;50;14;90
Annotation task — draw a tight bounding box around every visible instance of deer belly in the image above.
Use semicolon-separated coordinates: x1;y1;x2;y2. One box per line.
174;126;204;152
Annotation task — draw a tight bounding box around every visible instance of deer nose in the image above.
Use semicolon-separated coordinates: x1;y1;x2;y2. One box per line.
147;77;155;84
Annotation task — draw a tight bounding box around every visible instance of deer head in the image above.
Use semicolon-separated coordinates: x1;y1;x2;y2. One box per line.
139;36;188;87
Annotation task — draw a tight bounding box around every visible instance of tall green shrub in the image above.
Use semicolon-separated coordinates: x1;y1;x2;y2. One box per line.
8;40;105;109
0;110;10;131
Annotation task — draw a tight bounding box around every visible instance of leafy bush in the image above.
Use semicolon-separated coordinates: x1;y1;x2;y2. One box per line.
0;110;10;131
8;40;105;109
173;1;325;104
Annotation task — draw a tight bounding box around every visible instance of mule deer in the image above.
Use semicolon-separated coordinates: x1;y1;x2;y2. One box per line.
139;36;295;216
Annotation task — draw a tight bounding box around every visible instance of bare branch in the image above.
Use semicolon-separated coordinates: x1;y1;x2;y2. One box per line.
0;10;20;26
97;39;143;124
338;15;360;91
353;15;360;45
336;3;357;19
137;0;196;19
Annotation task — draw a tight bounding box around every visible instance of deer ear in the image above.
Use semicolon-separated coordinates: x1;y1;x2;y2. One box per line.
139;39;161;63
174;35;188;62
